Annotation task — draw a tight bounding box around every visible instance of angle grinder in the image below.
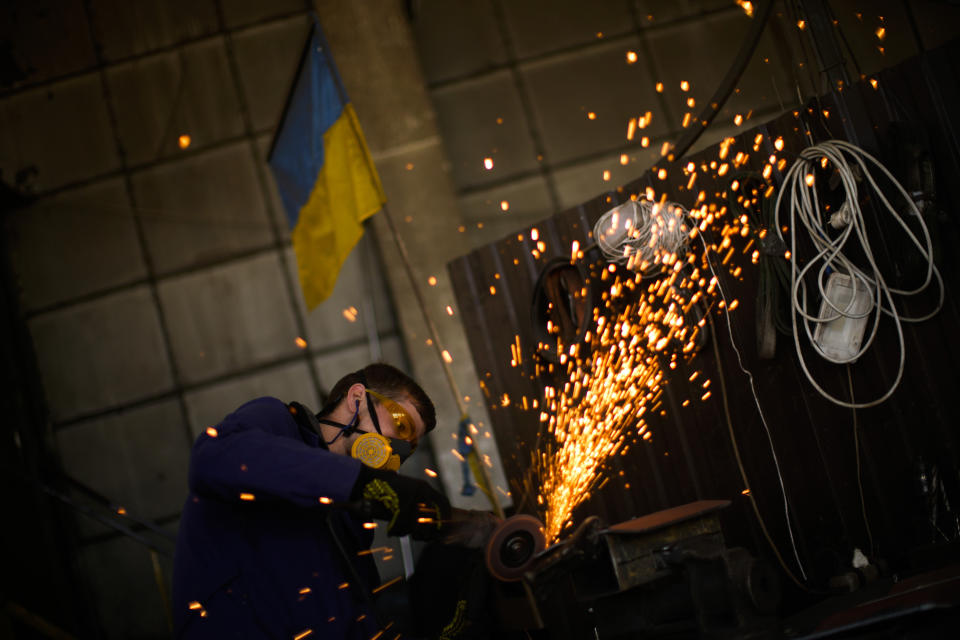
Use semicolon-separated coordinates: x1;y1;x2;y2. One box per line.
483;514;547;582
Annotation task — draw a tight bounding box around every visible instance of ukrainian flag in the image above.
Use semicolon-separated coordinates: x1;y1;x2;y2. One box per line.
268;21;385;310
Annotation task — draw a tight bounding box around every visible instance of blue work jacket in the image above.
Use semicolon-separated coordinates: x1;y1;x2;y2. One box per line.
172;397;382;639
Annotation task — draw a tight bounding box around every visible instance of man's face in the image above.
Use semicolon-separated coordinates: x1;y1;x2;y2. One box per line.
342;386;425;456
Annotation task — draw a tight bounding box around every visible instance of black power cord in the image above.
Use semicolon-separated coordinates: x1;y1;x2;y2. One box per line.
657;0;776;165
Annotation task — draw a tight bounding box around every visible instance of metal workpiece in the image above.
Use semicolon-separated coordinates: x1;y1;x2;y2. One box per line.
485;500;782;637
591;500;781;637
601;499;730;592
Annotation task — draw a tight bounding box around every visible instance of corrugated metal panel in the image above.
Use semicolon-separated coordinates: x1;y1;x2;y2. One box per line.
448;38;960;587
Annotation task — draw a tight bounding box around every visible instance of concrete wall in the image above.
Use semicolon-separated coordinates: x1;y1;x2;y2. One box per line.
2;0;958;637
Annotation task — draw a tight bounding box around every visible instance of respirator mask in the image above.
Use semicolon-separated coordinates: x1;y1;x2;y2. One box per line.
316;387;419;471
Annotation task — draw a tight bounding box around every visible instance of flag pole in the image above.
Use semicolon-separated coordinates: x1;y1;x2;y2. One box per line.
377;202;504;519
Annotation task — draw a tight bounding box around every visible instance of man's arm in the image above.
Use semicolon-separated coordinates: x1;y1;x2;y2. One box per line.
189;397;362;507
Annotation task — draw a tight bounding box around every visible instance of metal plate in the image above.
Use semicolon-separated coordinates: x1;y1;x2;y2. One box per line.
602;499;730;536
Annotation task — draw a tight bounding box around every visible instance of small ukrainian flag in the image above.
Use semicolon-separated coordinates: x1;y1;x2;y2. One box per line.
268;19;385;310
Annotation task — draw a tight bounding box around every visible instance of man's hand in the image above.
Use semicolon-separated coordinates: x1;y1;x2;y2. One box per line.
351;466;451;540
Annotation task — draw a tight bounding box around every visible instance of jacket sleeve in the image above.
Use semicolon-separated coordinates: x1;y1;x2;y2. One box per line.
188;397;362;508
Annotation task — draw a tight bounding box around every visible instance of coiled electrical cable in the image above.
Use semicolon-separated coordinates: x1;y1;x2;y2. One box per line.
773;140;944;408
594;199;690;273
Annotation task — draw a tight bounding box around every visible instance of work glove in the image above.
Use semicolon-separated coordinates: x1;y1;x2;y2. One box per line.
351;465;451;540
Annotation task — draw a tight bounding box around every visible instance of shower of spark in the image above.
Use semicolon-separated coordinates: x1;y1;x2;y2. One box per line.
534;242;714;540
530;118;780;540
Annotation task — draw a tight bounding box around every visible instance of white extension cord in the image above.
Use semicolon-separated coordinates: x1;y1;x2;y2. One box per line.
774;140;944;408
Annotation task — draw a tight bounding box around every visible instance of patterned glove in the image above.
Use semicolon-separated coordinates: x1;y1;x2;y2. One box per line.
351;465;451;540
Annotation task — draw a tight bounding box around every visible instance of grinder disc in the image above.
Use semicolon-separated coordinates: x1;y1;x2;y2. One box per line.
485;514;546;582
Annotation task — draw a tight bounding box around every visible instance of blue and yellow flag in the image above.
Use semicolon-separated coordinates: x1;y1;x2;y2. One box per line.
268;21;385;310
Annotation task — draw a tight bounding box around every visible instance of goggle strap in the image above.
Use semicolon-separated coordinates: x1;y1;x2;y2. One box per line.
364;391;383;435
317;399;361;444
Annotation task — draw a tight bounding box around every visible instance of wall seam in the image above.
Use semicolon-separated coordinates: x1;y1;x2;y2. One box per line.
488;0;563;214
50;328;405;432
0;9;311;100
79;0;196;454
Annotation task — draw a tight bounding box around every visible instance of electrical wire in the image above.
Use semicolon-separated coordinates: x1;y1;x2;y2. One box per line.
592;194;813;584
709;313;809;591
773;140;944;408
699;234;811;586
594;199;690;273
659;0;775;164
848;364;874;556
593;194;810;584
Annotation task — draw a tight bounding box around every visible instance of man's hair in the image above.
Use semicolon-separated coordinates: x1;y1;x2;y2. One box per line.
318;363;436;433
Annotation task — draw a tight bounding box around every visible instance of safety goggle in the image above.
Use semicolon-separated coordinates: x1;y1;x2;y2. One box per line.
365;388;419;450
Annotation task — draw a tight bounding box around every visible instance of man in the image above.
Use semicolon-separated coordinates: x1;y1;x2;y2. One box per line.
172;363;450;639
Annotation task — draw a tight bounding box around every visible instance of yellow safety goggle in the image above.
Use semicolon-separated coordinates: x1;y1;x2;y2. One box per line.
365;388;419;448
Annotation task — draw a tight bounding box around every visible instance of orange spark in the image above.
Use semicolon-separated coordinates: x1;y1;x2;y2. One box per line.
372;576;402;594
